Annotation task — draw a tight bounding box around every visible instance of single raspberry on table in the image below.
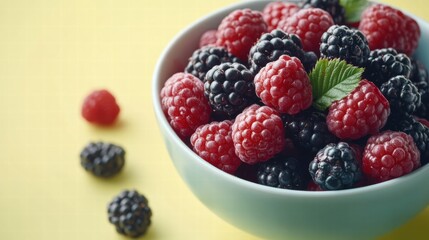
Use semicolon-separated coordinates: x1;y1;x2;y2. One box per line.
231;104;285;164
254;55;312;115
199;30;217;48
216;8;267;61
362;131;420;183
279;8;334;54
81;89;120;125
262;1;300;32
326;80;390;140
359;4;420;56
160;73;211;140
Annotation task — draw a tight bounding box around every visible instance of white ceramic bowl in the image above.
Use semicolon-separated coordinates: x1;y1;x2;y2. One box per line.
152;1;429;239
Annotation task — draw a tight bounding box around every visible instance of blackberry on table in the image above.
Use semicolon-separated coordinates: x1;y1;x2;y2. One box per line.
108;190;152;238
301;0;345;25
380;75;421;116
80;142;125;177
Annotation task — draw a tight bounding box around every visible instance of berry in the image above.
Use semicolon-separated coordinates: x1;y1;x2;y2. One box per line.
410;59;429;119
204;62;256;119
327;80;390;140
380;75;421;116
280;8;334;54
283;109;338;155
231;104;285;164
81;89;120;125
362;131;420;183
107;190;152;238
262;1;300;32
359;4;420;56
257;155;308;190
364;48;412;87
199;29;217;48
190;120;242;174
320;25;370;67
160;73;211;140
80;142;125;177
254;55;312;115
301;0;345;25
309;142;362;190
249;29;317;75
185;46;242;81
216;9;267;61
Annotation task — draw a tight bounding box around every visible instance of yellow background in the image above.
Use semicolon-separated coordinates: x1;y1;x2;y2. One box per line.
0;0;428;239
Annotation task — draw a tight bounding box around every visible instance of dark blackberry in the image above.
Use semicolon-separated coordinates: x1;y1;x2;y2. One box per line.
320;25;370;67
107;190;152;238
309;142;362;190
257;155;308;190
204;62;256;119
410;59;429;119
364;48;412;87
283;110;337;155
302;0;345;25
80;142;125;177
380;75;421;116
185;46;242;81
248;29;317;75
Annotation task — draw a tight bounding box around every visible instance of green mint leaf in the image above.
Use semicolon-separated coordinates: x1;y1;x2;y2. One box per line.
309;59;363;111
340;0;369;23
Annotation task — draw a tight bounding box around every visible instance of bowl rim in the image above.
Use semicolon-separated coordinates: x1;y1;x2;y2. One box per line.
152;0;429;198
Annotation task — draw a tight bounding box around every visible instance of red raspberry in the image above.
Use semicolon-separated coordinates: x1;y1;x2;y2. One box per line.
160;73;211;140
216;9;267;61
279;8;334;54
262;1;300;32
190;120;241;174
199;29;217;48
327;80;390;140
81;89;120;125
359;4;420;56
362;131;420;183
254;55;312;115
231;104;285;164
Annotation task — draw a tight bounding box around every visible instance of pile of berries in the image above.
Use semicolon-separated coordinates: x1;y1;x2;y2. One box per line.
161;0;428;191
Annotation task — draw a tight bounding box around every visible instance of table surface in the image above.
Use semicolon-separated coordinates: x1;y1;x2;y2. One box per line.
1;0;428;239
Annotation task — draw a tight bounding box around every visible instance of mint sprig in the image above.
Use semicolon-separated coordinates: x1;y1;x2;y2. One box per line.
340;0;369;23
309;59;363;111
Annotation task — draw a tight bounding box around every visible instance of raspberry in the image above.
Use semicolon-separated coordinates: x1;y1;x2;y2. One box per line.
358;4;420;56
327;80;390;140
80;142;125;177
309;142;362;190
190;120;242;174
301;0;345;25
280;8;334;54
216;9;267;61
380;76;421;116
81;89;120;125
262;1;300;32
362;131;420;183
108;190;152;237
199;29;217;48
231;104;285;164
254;55;312;115
160;73;211;140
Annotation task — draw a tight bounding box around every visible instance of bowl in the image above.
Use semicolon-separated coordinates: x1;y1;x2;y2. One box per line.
152;1;429;239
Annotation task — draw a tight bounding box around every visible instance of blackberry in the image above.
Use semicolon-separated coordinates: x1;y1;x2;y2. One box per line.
185;46;242;81
80;142;125;177
364;48;412;87
380;75;421;116
248;29;317;75
410;59;429;119
283;110;337;155
302;0;345;25
309;142;362;190
204;62;256;119
107;190;152;238
320;25;370;67
257;155;308;190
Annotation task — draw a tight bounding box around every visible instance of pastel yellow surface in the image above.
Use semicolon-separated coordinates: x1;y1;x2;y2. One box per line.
0;0;428;239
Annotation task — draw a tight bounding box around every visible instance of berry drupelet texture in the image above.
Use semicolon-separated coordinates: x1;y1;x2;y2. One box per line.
81;89;120;125
380;75;421;116
301;0;345;25
262;1;300;32
410;59;429;119
80;142;125;177
199;30;218;48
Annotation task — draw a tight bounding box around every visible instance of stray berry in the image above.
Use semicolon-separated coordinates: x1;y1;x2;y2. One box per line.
108;190;152;238
254;55;312;115
81;89;120;125
232;104;285;164
190;120;242;174
362;131;420;183
380;75;421;116
262;1;300;32
80;142;125;177
199;30;217;48
160;73;211;140
301;0;345;25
